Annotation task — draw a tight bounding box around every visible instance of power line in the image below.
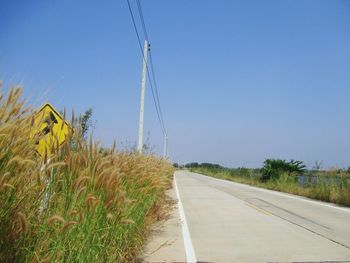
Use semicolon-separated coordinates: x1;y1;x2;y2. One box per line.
136;0;166;135
126;0;166;136
136;0;166;134
136;0;149;40
126;0;143;52
148;52;165;132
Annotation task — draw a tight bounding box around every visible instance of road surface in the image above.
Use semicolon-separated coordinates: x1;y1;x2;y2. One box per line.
143;171;350;263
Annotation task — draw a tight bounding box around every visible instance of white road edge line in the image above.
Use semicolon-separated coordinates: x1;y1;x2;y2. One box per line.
190;171;350;213
174;173;197;263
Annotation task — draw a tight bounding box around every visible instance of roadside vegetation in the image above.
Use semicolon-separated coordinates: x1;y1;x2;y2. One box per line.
0;85;173;262
181;160;350;207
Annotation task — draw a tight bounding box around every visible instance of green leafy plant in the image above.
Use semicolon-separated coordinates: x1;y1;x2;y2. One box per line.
79;108;95;138
261;159;306;181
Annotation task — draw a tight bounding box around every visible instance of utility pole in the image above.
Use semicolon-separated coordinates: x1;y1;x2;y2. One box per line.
137;40;149;154
163;132;168;158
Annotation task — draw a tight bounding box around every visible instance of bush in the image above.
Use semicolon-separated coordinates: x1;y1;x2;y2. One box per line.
261;159;306;181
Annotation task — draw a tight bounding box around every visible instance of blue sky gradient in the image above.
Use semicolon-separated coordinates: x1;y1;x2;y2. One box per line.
1;0;350;168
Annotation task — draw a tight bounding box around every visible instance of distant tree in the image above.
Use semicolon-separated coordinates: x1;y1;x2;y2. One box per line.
79;108;95;138
61;107;95;147
185;162;199;168
261;159;306;181
201;163;223;169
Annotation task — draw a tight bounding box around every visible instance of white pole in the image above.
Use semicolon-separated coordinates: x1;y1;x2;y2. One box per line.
39;158;51;213
137;40;149;154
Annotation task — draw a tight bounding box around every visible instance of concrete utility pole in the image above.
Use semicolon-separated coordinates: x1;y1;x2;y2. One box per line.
137;40;149;154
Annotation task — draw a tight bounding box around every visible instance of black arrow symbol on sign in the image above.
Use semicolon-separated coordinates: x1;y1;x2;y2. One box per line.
42;111;58;135
35;112;59;145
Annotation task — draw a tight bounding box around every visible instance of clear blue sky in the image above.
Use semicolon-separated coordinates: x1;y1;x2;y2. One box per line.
1;0;350;168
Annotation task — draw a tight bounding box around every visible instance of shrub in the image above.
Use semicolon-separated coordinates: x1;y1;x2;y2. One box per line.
261;159;306;181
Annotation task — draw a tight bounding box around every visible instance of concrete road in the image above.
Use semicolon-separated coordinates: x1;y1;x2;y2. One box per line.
167;171;350;263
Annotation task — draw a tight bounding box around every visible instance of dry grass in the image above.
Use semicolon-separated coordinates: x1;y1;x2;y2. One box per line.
0;84;174;262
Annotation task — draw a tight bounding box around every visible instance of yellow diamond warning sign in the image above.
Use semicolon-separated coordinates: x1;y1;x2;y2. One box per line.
31;103;73;157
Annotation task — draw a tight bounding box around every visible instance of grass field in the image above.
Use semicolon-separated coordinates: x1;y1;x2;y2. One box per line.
189;165;350;207
0;86;173;262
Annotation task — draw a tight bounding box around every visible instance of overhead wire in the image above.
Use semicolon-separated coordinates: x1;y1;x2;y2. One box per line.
126;0;166;136
136;0;165;135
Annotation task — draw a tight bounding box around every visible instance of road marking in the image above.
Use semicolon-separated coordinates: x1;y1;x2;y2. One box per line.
174;174;197;263
191;172;350;213
246;203;272;216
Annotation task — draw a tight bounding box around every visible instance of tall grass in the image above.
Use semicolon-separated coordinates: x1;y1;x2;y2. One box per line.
0;85;173;262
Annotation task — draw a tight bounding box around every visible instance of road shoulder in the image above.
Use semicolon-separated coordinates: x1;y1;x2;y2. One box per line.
141;186;186;263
